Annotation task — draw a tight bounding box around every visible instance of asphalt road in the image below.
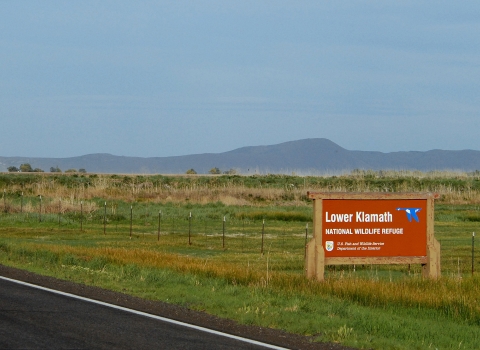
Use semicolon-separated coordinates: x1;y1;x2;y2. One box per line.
0;277;285;350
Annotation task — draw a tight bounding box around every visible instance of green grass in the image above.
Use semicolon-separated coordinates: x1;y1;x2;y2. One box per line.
1;172;480;349
0;203;480;349
0;241;479;349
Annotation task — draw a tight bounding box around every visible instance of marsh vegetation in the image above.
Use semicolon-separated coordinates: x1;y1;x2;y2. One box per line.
0;171;479;349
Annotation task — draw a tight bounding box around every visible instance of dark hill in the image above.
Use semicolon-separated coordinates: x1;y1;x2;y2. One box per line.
1;138;479;174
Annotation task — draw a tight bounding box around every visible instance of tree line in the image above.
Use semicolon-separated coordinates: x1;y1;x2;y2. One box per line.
7;164;86;173
185;167;237;175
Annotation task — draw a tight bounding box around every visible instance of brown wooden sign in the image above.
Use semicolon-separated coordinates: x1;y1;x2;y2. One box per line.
305;192;441;281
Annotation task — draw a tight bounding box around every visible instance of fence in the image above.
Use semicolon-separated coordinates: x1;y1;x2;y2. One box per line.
0;194;478;277
0;196;312;256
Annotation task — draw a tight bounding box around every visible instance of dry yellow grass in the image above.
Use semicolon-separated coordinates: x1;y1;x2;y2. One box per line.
0;199;98;214
4;172;480;206
12;240;480;324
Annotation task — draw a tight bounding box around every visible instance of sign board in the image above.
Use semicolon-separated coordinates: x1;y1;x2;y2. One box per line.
305;192;440;281
323;199;427;258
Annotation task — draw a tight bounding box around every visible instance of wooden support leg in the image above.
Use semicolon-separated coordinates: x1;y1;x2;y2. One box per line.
315;243;325;282
305;239;316;279
423;238;441;279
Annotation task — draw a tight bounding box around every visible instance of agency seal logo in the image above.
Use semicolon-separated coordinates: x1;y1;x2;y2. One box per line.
326;241;334;252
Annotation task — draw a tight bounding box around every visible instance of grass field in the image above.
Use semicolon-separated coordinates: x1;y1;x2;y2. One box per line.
0;172;480;349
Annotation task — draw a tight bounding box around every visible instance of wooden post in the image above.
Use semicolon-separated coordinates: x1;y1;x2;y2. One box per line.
58;199;61;226
315;243;325;281
157;210;161;241
145;205;148;226
242;220;245;252
188;212;192;245
423;194;441;279
305;239;316;279
39;196;42;222
80;201;83;231
261;219;265;254
424;238;441;279
472;232;475;276
103;202;107;235
129;205;133;239
204;218;208;245
222;216;226;249
310;198;324;280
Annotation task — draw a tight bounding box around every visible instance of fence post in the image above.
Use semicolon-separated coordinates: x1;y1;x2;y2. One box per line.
145;205;148;226
80;201;83;231
222;216;226;249
158;210;161;241
189;212;192;245
3;189;5;213
58;199;61;226
39;196;42;222
21;192;23;214
472;232;475;276
130;205;133;239
103;202;107;235
205;218;208;245
242;219;245;252
261;219;265;254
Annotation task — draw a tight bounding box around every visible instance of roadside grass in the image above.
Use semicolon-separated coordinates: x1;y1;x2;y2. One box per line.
0;209;480;350
0;173;480;349
0;239;479;350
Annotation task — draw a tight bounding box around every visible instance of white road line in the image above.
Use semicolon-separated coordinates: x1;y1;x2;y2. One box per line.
0;275;290;350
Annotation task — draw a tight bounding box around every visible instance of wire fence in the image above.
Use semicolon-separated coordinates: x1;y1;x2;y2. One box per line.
0;200;313;256
0;194;478;276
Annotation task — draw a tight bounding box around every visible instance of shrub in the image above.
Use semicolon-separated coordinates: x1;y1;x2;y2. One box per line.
209;167;221;174
20;163;33;172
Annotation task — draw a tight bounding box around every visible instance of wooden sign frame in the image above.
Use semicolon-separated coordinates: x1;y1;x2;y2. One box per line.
305;192;441;281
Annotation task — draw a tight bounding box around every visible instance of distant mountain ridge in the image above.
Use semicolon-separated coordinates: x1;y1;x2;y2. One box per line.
1;138;480;174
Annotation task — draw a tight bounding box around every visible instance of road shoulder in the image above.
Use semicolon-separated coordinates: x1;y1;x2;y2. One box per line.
0;264;356;350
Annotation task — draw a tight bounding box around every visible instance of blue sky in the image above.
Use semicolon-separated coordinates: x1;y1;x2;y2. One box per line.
1;1;479;157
